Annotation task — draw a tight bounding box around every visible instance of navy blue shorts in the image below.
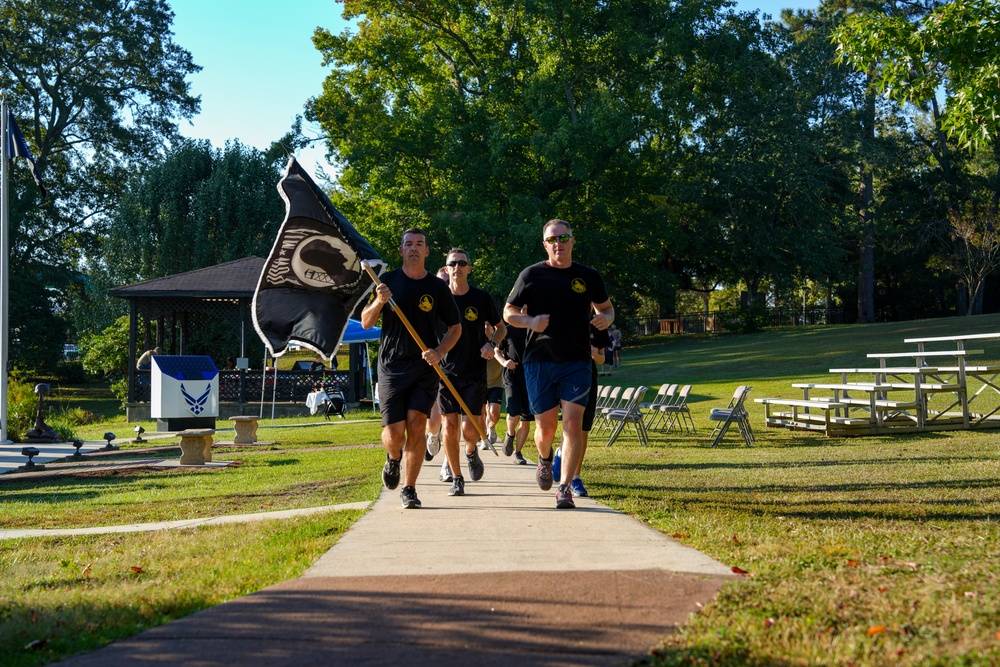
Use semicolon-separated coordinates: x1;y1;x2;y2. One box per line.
524;360;591;415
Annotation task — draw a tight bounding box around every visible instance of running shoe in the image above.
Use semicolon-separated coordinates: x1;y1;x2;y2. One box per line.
514;451;527;465
382;452;401;490
551;447;562;485
555;484;575;509
448;475;465;496
440;459;453;483
536;455;553;490
400;486;421;509
467;449;485;481
487;426;498;444
480;440;491;451
426;432;441;458
571;477;589;497
503;433;515;457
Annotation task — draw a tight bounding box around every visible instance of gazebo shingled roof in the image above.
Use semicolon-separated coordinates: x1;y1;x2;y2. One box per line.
108;256;265;299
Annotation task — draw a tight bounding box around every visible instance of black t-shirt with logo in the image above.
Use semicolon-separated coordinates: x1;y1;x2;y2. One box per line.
442;286;501;382
506;261;609;364
377;269;460;376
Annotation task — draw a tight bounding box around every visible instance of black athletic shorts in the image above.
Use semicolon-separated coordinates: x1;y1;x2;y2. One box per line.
378;363;439;426
486;386;504;405
503;372;534;422
438;377;486;416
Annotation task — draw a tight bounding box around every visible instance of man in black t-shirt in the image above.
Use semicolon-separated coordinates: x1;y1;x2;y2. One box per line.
361;228;461;509
437;248;506;497
504;219;614;510
495;322;533;464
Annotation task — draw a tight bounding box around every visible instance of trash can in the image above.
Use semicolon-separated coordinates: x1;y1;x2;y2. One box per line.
151;356;219;431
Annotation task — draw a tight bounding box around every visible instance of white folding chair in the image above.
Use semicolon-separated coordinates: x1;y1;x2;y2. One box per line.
661;385;695;433
709;385;753;447
605;386;650;447
647;384;678;432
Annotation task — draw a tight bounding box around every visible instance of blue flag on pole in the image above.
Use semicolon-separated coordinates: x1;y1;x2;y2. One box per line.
5;109;47;198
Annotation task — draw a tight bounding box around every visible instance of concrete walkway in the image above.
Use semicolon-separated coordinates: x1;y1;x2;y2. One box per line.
53;450;735;666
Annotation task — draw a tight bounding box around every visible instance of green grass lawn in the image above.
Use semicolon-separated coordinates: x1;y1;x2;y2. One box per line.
3;314;1000;666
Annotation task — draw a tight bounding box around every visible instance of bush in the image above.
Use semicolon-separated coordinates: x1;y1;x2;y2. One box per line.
718;305;770;334
56;360;89;383
5;380;38;442
111;377;129;408
57;407;97;426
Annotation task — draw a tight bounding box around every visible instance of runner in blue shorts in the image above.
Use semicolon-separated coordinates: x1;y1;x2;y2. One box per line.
361;228;461;509
504;219;614;509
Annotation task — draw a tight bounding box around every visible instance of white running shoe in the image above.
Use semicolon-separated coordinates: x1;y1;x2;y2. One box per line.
426;432;441;457
487;426;498;444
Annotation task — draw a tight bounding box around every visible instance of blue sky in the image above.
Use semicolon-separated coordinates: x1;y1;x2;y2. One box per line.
169;1;819;180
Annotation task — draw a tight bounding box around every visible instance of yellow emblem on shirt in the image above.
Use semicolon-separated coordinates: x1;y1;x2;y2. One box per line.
571;278;587;294
419;295;434;312
464;307;479;322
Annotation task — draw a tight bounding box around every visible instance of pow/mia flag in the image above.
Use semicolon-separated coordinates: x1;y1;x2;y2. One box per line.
252;157;385;359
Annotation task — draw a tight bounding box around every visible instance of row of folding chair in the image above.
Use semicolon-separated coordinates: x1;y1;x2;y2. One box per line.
641;384;695;433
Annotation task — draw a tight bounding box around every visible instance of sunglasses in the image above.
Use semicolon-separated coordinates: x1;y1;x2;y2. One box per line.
446;260;469;267
545;233;572;244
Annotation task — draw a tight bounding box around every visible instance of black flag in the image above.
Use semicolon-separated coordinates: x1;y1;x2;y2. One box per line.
252;157;385;359
5;109;47;198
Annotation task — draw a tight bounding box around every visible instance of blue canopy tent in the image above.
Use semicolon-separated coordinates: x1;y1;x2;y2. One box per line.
343;320;379;414
342;318;380;343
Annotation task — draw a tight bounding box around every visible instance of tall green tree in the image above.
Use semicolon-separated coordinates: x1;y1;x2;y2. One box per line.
0;0;199;370
664;8;853;308
307;0;726;314
87;140;286;318
833;0;1000;314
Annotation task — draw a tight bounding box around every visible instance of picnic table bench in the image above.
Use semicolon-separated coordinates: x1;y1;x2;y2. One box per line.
755;398;871;435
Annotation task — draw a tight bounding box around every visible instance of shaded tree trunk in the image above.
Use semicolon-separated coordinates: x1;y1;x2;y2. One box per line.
857;75;876;323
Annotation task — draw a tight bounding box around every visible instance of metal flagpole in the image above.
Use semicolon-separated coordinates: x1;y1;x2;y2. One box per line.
1;95;10;443
259;351;268;418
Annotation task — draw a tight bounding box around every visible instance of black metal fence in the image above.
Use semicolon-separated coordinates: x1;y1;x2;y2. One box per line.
625;307;845;338
134;369;351;404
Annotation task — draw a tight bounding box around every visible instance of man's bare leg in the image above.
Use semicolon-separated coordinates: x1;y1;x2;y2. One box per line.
402;409;428;487
557;401;586;487
533;406;560;460
442;412;461;479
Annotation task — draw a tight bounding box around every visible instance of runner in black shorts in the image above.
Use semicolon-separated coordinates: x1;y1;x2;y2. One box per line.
495;322;533;464
361;228;461;509
571;325;611;496
438;248;505;497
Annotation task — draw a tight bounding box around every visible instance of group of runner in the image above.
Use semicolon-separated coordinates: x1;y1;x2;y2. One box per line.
361;219;614;510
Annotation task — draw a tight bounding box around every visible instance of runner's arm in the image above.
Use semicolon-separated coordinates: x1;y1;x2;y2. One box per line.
590;300;614;331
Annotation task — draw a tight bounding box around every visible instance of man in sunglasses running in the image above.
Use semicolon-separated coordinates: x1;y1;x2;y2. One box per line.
437;247;506;497
504;219;614;509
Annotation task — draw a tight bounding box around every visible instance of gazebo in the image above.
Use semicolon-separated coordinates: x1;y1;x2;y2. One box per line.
109;257;375;421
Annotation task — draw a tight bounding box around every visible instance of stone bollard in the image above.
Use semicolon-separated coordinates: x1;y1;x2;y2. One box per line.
178;428;215;465
229;415;259;445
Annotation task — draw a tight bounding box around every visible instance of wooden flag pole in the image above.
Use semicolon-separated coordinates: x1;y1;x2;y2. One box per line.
361;261;497;456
